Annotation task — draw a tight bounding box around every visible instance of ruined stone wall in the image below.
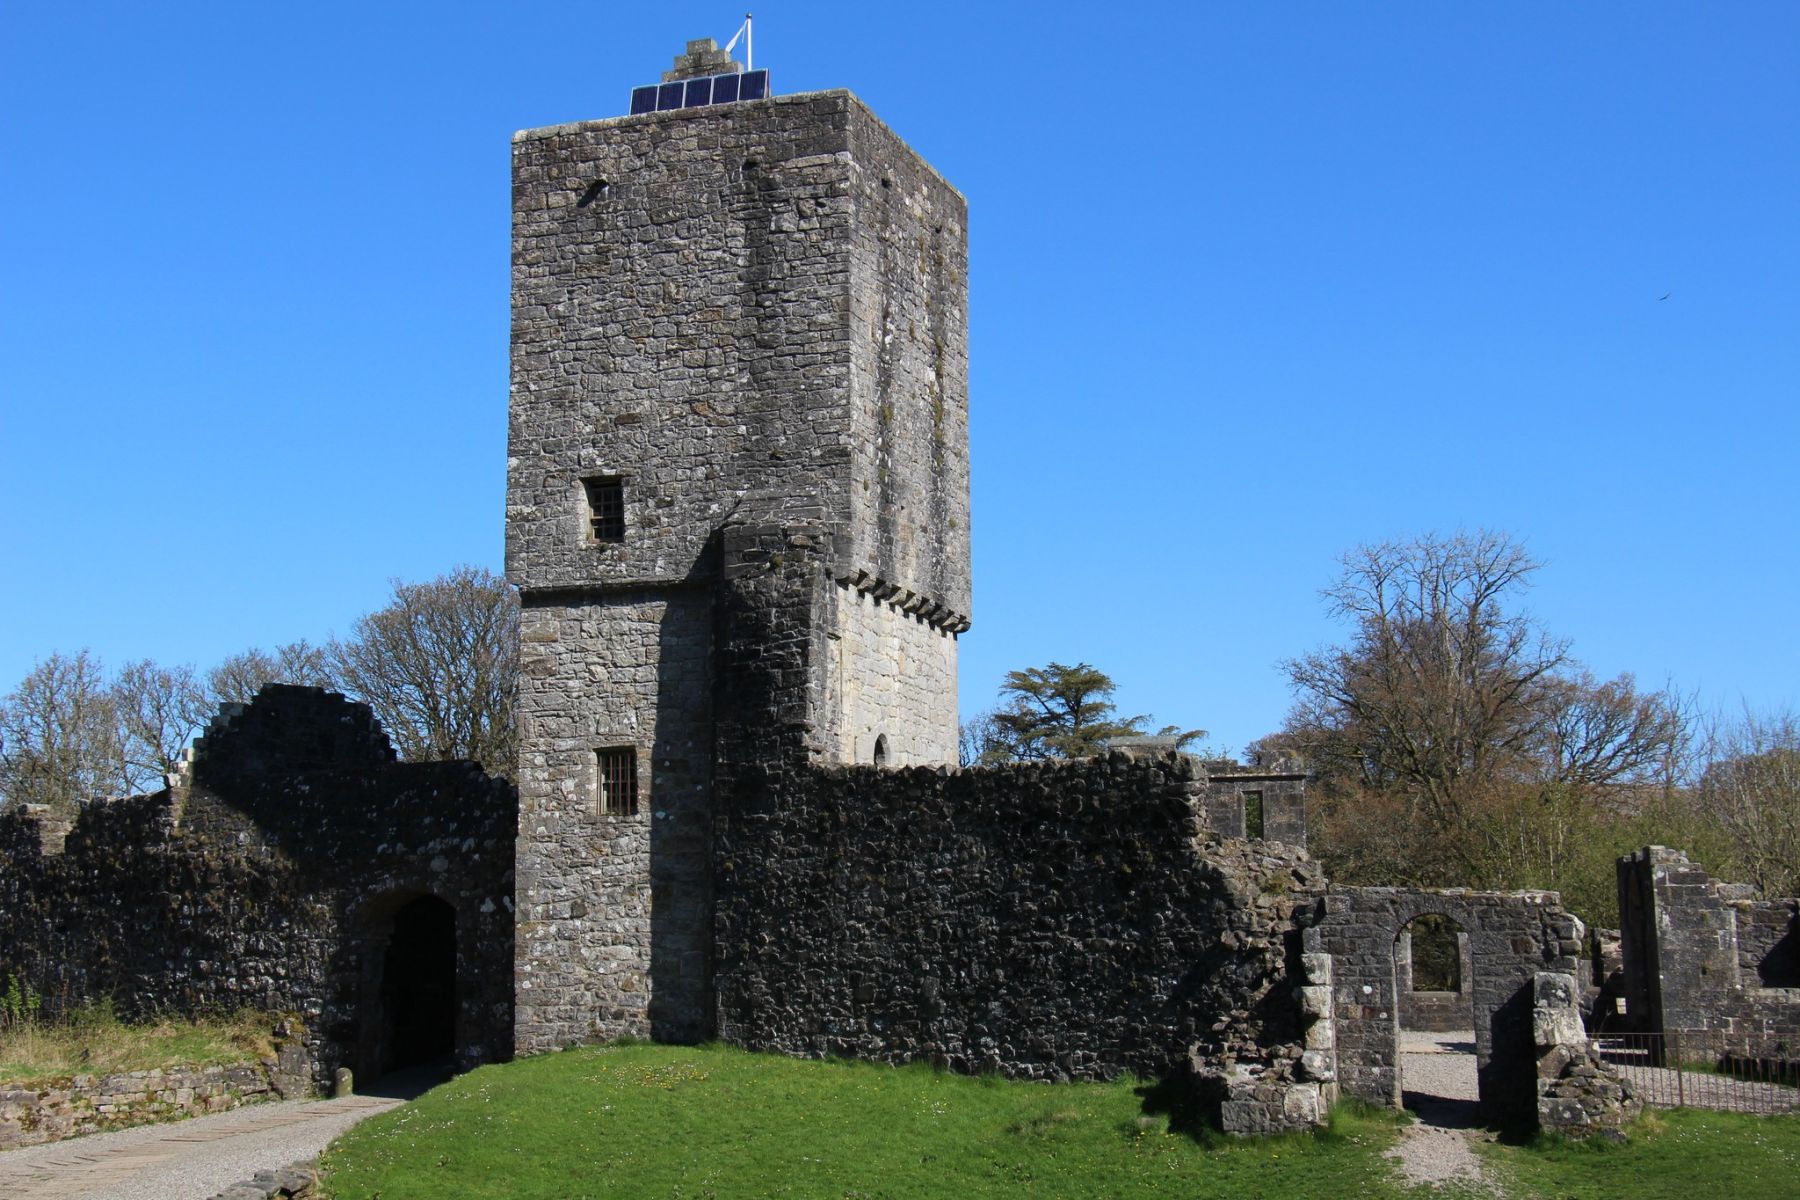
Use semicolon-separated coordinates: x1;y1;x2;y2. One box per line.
1195;765;1308;848
713;751;1328;1088
0;793;320;1026
1311;888;1584;1123
513;590;714;1053
0;687;517;1090
1617;847;1800;1058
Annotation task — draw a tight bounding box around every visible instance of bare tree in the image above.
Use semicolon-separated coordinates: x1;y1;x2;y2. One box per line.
206;640;333;708
1696;709;1800;898
112;659;212;793
1283;530;1688;882
328;566;518;777
0;651;123;814
1285;532;1565;835
1532;670;1690;790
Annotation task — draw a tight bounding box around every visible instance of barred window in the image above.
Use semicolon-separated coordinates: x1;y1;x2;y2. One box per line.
596;747;638;816
583;476;624;543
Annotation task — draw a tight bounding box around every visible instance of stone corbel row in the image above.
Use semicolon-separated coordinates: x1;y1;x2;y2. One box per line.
833;569;971;633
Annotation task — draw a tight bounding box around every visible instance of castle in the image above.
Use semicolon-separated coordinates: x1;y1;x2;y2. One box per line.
2;40;1793;1145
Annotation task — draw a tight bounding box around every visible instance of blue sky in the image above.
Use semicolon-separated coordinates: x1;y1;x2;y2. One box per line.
2;2;1795;756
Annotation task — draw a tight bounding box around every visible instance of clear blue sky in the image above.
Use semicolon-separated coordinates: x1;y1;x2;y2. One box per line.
3;2;1795;757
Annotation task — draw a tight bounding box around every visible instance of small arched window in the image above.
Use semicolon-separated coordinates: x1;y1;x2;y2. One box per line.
872;734;889;766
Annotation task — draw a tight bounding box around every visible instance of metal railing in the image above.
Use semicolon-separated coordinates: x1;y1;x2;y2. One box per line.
1593;1031;1800;1114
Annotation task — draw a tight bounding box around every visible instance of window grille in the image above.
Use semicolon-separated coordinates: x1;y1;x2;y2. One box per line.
596;747;638;816
584;476;625;543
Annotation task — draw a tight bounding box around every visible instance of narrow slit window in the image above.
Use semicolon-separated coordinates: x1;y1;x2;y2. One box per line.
584;476;625;543
596;747;638;816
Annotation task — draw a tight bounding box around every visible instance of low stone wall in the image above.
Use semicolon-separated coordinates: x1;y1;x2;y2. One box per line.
1401;990;1472;1032
0;1056;308;1151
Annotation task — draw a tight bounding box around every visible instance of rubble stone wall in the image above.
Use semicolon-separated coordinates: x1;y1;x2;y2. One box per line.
714;750;1329;1095
0;687;517;1090
0;1054;310;1151
1617;847;1800;1059
1533;971;1641;1141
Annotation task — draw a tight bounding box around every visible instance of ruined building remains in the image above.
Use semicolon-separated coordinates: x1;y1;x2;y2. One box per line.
1;38;1792;1142
0;688;517;1092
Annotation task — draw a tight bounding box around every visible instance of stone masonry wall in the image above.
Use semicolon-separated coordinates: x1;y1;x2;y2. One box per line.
0;687;516;1090
505;90;968;621
714;750;1329;1096
843;99;971;620
1533;971;1641;1141
1311;887;1584;1123
817;578;958;766
1617;847;1800;1059
0;1055;309;1151
513;590;715;1053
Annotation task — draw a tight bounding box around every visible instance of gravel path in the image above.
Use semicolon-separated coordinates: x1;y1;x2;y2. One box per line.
0;1065;448;1200
1385;1031;1502;1195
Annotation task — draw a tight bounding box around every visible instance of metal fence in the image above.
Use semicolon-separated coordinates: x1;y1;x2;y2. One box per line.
1593;1032;1800;1114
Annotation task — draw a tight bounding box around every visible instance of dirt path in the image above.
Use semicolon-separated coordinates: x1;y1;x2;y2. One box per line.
1384;1031;1503;1195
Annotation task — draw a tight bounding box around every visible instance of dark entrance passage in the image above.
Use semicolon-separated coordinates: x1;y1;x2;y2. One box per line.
380;895;458;1074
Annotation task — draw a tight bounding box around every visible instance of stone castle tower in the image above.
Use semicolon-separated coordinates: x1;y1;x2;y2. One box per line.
506;40;972;1052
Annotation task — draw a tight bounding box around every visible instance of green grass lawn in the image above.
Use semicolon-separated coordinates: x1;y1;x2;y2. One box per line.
318;1043;1411;1199
318;1043;1800;1200
1481;1108;1800;1200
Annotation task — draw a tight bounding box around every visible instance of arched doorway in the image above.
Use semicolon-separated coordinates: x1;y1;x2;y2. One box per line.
359;893;458;1080
1394;914;1478;1126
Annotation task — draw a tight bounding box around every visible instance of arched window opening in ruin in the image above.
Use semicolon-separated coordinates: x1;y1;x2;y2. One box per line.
872;734;889;766
376;894;458;1076
1408;913;1464;993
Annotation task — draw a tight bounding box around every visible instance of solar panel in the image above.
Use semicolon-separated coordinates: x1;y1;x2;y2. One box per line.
626;71;772;116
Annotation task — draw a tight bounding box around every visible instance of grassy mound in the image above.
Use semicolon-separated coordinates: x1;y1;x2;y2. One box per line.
318;1043;1408;1199
0;1004;277;1084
